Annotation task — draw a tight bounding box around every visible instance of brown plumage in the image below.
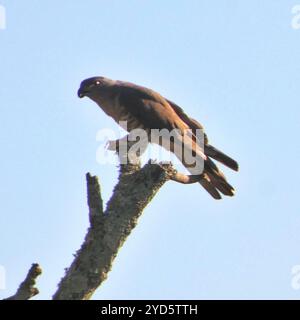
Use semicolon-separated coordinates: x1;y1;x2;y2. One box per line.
78;76;239;199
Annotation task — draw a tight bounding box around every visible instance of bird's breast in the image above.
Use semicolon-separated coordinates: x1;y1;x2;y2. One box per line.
109;96;146;132
97;94;146;132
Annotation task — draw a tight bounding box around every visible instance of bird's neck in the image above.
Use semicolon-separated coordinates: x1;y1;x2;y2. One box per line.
91;89;122;121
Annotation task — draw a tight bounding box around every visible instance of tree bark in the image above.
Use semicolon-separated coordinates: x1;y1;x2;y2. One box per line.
4;137;199;300
52;161;174;300
5;264;42;300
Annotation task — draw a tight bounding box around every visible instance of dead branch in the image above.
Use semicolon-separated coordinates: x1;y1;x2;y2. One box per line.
52;160;174;300
6;135;197;300
5;264;42;300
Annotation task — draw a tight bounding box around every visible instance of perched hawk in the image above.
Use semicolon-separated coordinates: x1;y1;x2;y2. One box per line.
78;76;238;199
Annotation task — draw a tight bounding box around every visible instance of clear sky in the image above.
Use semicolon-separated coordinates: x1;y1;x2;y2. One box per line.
0;0;300;300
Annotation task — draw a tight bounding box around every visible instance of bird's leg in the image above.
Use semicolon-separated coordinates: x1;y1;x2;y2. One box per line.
106;134;147;153
106;134;149;165
106;137;124;152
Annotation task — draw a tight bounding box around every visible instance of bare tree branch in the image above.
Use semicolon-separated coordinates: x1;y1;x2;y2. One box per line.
52;159;175;300
5;263;42;300
6;135;193;300
170;172;201;184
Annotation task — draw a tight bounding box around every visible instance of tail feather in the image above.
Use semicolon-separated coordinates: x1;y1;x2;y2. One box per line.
205;144;239;171
206;172;235;196
199;174;222;200
205;158;235;197
168;134;237;199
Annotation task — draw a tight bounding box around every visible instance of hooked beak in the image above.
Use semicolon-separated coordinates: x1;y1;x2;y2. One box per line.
77;87;88;98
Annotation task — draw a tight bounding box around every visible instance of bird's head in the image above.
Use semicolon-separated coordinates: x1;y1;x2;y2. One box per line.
77;76;115;99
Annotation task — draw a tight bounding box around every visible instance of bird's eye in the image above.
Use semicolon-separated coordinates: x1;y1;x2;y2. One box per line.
95;81;101;85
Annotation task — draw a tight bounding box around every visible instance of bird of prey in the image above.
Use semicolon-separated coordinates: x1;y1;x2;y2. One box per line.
78;76;238;199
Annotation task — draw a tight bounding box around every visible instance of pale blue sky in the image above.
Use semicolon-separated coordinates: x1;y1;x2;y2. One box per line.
0;0;300;299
